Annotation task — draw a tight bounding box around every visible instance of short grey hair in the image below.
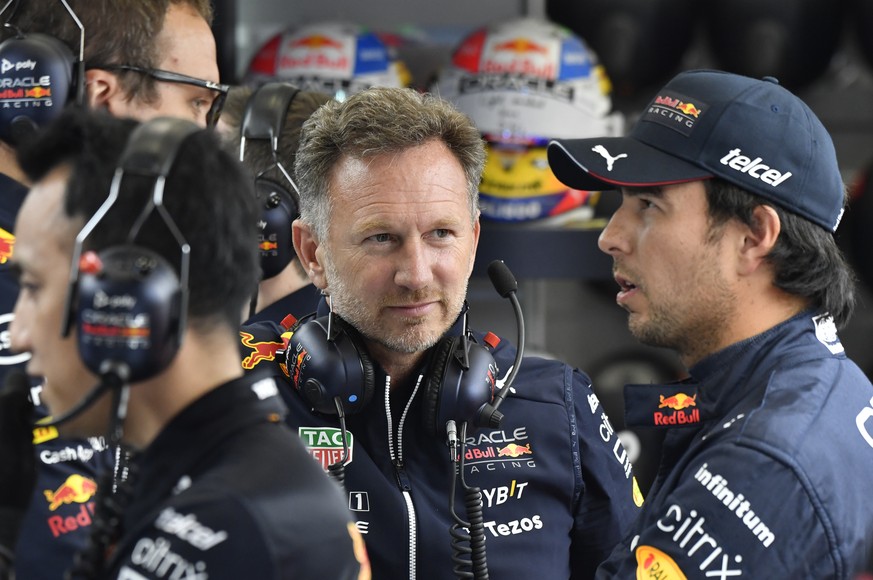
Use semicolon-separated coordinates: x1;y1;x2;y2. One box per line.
294;87;485;241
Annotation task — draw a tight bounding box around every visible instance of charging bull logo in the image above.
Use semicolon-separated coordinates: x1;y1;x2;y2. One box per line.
659;393;696;410
44;474;97;511
240;331;284;370
498;443;533;458
654;392;700;426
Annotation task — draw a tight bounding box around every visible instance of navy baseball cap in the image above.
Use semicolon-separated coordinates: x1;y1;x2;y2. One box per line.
547;69;845;232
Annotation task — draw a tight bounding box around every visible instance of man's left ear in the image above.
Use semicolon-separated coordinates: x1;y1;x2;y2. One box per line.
739;205;781;273
292;221;326;290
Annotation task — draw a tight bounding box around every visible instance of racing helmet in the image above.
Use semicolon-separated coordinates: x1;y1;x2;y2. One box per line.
246;21;411;101
433;17;624;223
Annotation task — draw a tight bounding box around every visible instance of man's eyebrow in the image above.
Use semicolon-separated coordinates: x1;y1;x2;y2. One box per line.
621;186;664;197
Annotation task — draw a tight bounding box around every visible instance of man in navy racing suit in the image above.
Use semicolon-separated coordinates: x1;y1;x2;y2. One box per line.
9;109;369;579
548;69;873;579
240;86;642;579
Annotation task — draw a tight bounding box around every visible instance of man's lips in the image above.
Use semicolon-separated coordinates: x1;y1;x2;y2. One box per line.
614;273;639;305
387;301;438;317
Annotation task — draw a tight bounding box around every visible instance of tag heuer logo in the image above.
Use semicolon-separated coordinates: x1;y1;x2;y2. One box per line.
298;427;354;470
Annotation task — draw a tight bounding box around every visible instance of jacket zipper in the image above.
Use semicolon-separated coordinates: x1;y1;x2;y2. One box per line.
384;374;423;580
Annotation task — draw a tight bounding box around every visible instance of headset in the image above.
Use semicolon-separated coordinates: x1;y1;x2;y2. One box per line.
0;0;85;145
284;261;525;436
239;81;302;280
61;117;198;386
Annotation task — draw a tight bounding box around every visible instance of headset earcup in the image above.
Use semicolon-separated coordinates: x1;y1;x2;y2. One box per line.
255;178;297;279
422;335;500;436
0;33;76;144
421;336;458;437
342;321;376;412
285;314;375;415
74;245;182;382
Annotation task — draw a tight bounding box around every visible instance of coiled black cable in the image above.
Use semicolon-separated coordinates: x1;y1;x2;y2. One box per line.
448;422;489;580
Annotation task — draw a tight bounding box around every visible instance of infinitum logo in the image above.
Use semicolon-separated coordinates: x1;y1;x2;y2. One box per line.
694;463;774;547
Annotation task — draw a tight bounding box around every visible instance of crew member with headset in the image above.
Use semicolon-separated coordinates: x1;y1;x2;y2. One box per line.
9;108;369;579
218;81;333;324
240;86;642;579
0;0;228;577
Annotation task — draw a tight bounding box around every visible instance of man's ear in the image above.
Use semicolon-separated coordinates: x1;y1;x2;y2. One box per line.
738;205;781;275
84;69;127;112
292;221;326;290
468;211;481;277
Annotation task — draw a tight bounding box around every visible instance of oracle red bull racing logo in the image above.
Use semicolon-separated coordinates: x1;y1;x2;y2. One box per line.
463;427;537;473
654;392;700;426
645;93;707;136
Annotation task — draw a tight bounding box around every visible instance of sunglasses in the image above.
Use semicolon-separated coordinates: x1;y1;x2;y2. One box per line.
98;64;230;127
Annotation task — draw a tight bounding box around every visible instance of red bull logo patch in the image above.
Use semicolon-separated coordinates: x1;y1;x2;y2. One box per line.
624;384;703;429
644;92;708;137
654;392;700;426
44;474;97;511
240;331;284;370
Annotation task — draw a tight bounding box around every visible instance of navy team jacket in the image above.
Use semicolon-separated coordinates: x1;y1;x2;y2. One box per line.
596;311;873;579
240;299;642;580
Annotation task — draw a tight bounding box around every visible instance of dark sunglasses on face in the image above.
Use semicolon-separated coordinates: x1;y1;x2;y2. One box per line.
96;64;230;127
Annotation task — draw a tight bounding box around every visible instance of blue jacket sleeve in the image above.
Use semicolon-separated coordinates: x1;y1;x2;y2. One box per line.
570;367;644;579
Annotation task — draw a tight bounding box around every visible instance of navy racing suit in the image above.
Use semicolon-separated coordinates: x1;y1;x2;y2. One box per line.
596;311;873;579
240;300;642;579
104;373;367;579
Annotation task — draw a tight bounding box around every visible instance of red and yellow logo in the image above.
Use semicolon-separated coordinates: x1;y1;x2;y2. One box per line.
493;38;548;54
240;331;284;370
0;227;15;264
658;393;696;410
497;443;532;458
44;474;98;511
290;34;343;50
635;545;686;580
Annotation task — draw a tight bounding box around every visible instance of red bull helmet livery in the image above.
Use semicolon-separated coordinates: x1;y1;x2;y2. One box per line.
432;17;624;223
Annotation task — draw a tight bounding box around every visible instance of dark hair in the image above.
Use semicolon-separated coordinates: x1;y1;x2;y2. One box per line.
704;178;856;327
17;107;260;332
6;0;214;103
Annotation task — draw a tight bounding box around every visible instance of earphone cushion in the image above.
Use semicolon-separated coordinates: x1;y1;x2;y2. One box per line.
421;336;458;436
338;318;376;411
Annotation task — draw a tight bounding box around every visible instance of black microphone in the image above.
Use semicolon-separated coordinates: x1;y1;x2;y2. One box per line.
35;363;129;428
478;260;525;428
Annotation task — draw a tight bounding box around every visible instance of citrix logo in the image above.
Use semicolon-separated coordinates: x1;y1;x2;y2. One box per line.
719;149;792;187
